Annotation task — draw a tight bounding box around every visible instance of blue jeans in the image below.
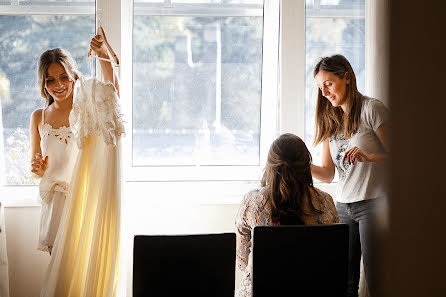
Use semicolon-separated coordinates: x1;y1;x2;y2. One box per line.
336;199;381;297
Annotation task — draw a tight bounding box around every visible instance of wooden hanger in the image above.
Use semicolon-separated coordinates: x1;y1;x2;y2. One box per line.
88;25;120;65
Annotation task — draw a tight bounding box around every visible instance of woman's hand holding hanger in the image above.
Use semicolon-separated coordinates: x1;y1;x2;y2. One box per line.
89;30;120;97
90;34;109;60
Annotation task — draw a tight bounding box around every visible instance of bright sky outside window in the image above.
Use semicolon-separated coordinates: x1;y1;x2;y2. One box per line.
132;0;264;167
0;4;95;185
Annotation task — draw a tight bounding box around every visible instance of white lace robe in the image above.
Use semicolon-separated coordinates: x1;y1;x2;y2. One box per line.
40;76;124;297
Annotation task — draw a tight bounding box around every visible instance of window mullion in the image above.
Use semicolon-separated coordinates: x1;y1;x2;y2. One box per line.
120;0;133;184
279;0;305;137
259;0;280;168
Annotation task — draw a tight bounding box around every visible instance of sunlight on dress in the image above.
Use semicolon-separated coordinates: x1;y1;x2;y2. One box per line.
40;76;124;297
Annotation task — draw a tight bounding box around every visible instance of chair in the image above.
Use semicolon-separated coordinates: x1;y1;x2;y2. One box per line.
133;233;236;297
252;224;349;297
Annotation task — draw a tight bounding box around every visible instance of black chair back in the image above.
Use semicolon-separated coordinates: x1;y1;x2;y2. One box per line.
133;233;235;297
252;224;349;297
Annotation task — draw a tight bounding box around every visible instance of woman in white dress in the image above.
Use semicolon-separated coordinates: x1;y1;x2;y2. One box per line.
29;35;118;254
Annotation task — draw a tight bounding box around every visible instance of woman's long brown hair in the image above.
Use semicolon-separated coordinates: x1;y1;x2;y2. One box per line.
37;48;80;107
313;54;363;145
261;134;321;225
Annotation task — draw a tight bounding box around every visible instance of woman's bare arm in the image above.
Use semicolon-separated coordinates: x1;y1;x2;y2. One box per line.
29;109;48;177
310;138;335;183
90;34;120;97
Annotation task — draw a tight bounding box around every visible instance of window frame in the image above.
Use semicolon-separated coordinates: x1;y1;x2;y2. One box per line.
280;0;367;193
0;0;370;202
124;0;280;182
0;1;95;15
0;0;97;201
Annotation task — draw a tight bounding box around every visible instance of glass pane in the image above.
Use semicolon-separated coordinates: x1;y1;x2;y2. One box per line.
20;0;94;2
320;0;365;7
133;15;263;166
135;0;262;4
304;4;365;178
134;0;163;2
306;0;365;9
0;15;95;185
171;0;263;3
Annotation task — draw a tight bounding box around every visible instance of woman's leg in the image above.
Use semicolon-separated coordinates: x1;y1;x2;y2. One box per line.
353;199;380;297
337;202;362;297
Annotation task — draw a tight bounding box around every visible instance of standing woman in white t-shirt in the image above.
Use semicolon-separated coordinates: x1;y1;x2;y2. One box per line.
310;55;390;297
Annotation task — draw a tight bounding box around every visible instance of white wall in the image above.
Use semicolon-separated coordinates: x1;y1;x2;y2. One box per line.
4;206;50;297
3;200;241;297
3;182;336;297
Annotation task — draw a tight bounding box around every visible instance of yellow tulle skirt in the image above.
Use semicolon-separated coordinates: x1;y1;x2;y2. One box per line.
40;135;121;297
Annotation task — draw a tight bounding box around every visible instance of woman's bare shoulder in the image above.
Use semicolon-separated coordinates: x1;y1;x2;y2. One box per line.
31;108;44;119
30;108;44;127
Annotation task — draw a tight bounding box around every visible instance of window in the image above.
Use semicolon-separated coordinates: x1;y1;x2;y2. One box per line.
304;0;366;171
0;0;280;202
0;0;95;185
1;0;360;194
130;0;279;181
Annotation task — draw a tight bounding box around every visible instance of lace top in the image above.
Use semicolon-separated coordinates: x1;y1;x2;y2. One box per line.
38;109;79;252
70;76;125;149
234;186;339;297
39;111;79;194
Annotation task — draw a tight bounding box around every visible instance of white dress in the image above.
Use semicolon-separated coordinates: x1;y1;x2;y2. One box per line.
38;109;79;252
40;76;124;297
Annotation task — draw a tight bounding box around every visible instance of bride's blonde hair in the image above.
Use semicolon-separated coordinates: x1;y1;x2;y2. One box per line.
37;48;81;107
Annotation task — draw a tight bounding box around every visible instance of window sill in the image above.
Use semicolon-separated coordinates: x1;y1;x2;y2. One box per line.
0;181;337;208
0;186;41;208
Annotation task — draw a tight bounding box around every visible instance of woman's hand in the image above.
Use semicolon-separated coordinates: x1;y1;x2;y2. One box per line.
90;34;109;59
31;153;49;177
89;31;120;96
343;146;371;164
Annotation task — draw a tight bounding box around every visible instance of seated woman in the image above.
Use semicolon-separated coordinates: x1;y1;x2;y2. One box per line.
235;133;339;297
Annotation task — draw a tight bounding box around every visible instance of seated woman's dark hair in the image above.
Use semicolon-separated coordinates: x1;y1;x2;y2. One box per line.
261;133;321;225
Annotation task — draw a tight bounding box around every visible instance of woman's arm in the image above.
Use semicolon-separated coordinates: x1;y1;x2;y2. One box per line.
29;109;48;177
310;138;335;183
90;34;120;97
343;122;390;166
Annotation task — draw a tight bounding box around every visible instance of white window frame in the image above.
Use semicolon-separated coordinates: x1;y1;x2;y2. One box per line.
280;0;368;196
0;0;279;203
0;1;94;15
123;0;280;182
0;0;97;204
0;0;370;203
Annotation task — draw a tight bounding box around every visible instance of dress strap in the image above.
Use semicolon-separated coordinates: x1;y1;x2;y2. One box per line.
41;108;45;127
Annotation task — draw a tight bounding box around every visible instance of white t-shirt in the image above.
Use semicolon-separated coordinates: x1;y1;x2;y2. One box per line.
329;96;390;203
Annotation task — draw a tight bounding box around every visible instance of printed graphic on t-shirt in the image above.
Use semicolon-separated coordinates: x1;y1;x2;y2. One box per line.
330;128;361;181
336;142;352;181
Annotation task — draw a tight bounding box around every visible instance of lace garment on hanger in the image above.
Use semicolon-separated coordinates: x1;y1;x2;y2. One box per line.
40;74;124;297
